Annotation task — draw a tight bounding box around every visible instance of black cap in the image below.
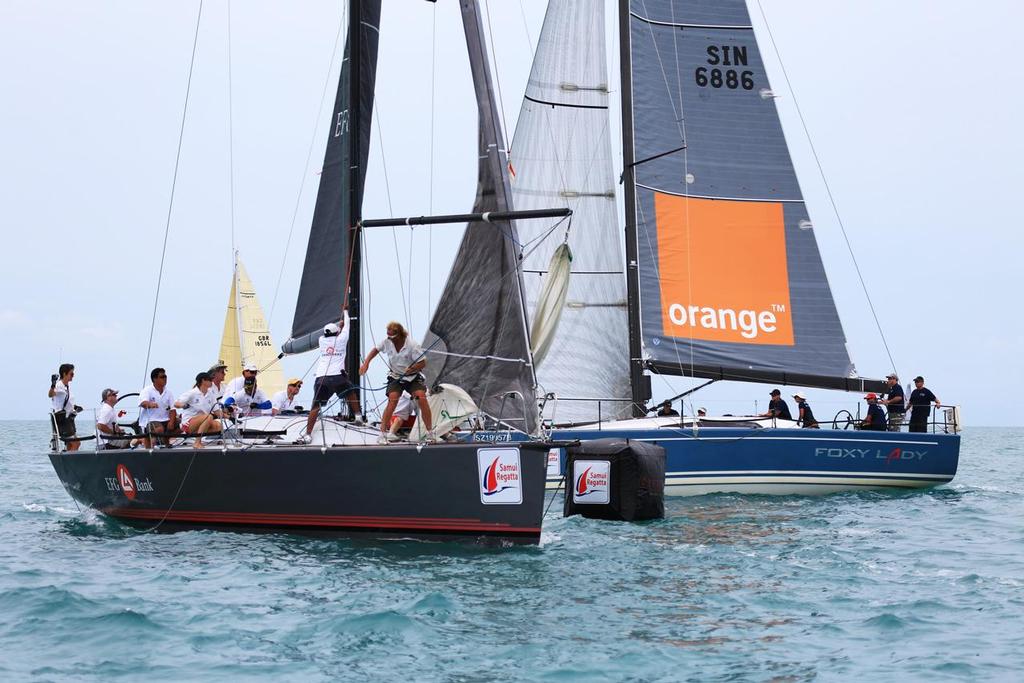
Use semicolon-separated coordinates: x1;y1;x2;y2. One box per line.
770;389;781;396
913;375;924;382
195;371;212;385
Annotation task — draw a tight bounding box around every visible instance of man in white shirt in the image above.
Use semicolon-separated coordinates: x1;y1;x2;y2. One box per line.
360;320;434;443
48;363;81;451
295;307;363;444
271;378;303;414
96;388;132;449
208;360;229;404
139;367;178;448
225;362;259;396
224;376;273;418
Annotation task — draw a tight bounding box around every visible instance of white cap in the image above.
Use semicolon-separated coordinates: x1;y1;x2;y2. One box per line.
793;392;806;400
324;323;341;335
243;362;258;372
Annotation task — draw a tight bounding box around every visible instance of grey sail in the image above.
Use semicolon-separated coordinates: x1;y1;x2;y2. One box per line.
621;0;881;393
423;0;538;433
511;0;631;423
284;2;381;355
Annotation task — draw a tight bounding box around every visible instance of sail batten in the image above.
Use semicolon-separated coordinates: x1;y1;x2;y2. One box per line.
622;0;860;390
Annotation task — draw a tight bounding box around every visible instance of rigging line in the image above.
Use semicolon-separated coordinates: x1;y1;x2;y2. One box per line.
143;0;204;386
227;0;236;261
268;6;347;326
371;100;410;326
482;0;511;154
753;0;899;375
637;0;685;144
428;1;436;323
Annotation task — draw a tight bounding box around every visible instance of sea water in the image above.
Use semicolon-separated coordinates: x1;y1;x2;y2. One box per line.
1;421;1021;681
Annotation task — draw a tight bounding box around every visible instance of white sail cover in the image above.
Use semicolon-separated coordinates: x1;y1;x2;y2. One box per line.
511;0;631;422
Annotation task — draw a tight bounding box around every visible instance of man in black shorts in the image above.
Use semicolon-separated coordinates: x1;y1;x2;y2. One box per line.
295;308;364;444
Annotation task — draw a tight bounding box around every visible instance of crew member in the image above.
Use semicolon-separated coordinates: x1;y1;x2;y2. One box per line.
175;372;223;448
656;401;679;417
225;362;258;396
208;360;229;404
360;320;434;443
860;393;887;431
793;393;819;428
271;378;303;414
225;376;272;418
761;389;792;421
96;388;131;449
697;407;707;418
48;364;82;451
907;376;941;433
295;307;364;445
139;367;177;448
881;373;905;431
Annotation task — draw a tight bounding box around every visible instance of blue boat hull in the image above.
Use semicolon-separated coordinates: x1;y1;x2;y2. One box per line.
473;428;960;496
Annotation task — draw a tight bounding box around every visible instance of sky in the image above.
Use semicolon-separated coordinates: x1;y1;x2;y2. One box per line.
1;0;1021;426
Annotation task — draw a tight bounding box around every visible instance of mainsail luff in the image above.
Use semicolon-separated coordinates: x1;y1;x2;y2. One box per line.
285;1;381;357
621;0;875;393
422;0;538;434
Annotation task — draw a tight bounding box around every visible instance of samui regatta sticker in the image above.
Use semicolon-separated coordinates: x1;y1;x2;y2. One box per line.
477;448;523;505
572;460;610;505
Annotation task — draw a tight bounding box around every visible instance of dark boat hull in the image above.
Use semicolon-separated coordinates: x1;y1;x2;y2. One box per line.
48;442;549;545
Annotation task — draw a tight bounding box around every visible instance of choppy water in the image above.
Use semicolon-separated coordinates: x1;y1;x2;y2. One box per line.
1;422;1022;681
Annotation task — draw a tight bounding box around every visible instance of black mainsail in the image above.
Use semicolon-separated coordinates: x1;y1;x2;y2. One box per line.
285;1;381;361
423;0;538;434
620;0;882;395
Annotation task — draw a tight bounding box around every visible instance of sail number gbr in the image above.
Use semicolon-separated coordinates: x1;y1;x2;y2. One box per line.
695;45;755;90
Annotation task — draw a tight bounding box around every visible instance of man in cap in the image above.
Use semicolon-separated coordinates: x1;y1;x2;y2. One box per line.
96;388;131;449
225;361;259;396
793;392;818;428
271;378;303;414
208;360;229;404
656;400;679;417
295;306;364;445
860;393;887;431
907;376;941;433
880;373;905;431
224;375;272;419
697;407;707;418
760;389;792;421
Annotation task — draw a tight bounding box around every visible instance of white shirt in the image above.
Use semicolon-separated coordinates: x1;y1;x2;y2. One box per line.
139;384;175;428
229;387;271;418
271;390;297;412
176;387;218;423
51;379;72;414
224;376;245;396
96;402;118;444
209;380;227;404
315;311;351;378
377;335;425;379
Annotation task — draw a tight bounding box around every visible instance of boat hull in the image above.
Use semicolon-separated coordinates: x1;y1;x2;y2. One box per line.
476;427;960;497
48;442;549;544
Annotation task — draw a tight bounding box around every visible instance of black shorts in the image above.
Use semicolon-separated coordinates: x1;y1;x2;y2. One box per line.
386;375;426;396
53;411;76;438
313;373;356;407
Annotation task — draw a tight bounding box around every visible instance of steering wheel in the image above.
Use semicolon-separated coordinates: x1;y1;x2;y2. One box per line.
831;409;856;430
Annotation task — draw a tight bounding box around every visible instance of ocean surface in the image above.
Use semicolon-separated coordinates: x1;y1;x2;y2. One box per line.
1;422;1021;682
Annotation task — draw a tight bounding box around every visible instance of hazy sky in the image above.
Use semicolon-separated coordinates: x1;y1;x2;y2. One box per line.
2;1;1020;425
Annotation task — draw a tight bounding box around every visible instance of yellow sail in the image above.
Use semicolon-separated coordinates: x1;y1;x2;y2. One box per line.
218;256;285;398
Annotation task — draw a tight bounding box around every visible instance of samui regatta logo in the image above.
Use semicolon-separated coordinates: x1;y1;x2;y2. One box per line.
477;448;523;505
572;460;610;505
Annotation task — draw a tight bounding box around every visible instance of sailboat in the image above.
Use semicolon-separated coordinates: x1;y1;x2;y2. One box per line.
218;254;285;398
44;0;562;545
415;0;961;494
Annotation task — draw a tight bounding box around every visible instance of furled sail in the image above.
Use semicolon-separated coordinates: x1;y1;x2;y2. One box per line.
219;256;285;397
285;1;381;355
622;0;879;392
423;0;538;434
511;0;631;422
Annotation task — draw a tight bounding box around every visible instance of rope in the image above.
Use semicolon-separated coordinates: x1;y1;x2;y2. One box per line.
754;0;899;376
227;0;236;262
142;0;204;385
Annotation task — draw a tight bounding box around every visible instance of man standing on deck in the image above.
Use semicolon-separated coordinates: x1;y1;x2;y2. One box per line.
907;376;941;433
761;389;792;421
294;306;364;445
880;373;905;431
48;363;81;451
793;393;818;428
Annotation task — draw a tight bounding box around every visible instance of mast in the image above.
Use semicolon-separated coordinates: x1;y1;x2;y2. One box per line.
617;0;650;416
346;0;364;414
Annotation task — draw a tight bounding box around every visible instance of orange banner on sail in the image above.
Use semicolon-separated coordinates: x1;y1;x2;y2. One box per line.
655;194;794;346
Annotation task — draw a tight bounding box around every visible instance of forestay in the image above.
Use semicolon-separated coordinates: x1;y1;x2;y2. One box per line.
623;0;879;392
512;0;631;422
286;2;381;355
423;0;538;434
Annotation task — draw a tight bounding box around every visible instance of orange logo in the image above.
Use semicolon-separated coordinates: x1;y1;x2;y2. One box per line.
655;194;794;346
116;464;136;500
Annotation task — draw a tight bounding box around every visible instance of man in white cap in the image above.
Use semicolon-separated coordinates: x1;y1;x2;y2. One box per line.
697;407;707;418
295;306;364;444
225;362;259;396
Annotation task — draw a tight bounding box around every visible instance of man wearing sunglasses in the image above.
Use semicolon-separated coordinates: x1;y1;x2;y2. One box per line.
271;378;303;415
139;367;178;448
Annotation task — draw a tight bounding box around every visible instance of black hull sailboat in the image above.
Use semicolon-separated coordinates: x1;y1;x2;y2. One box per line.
49;442;550;544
